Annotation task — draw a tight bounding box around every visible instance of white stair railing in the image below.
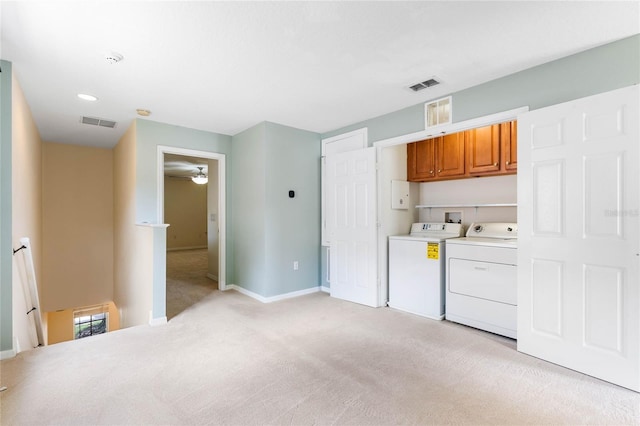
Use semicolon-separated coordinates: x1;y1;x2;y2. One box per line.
13;237;44;347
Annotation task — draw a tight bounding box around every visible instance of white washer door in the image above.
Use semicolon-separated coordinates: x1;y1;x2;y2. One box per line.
389;238;444;319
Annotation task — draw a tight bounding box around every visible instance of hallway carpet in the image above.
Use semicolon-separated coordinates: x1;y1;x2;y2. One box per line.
166;248;217;320
1;290;638;425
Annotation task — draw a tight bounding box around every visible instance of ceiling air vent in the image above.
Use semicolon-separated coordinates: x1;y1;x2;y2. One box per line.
409;78;440;92
81;116;117;128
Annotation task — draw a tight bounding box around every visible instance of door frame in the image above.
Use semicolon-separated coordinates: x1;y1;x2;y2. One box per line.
156;146;227;290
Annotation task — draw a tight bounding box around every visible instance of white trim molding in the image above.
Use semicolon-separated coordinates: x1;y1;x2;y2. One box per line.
225;284;322;303
149;316;167;326
374;106;529;148
166;245;207;252
0;348;16;360
320;286;330;294
321;127;368;155
157;145;226;291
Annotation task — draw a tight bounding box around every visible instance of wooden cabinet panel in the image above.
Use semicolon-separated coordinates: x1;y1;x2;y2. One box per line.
406;120;516;182
502;121;517;171
437;133;465;177
415;139;436;179
467;125;500;174
407;139;436;181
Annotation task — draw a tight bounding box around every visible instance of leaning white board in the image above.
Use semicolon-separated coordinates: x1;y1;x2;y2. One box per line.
16;237;45;347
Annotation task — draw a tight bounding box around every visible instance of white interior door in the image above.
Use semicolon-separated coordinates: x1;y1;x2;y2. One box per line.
322;128;368;246
326;147;379;307
517;85;639;391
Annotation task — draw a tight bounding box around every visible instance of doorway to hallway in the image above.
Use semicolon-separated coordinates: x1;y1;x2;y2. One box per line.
157;146;227;321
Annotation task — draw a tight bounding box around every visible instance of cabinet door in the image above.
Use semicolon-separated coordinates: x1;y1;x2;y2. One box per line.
467;125;501;174
502;120;517;171
437;133;465;177
407;139;436;181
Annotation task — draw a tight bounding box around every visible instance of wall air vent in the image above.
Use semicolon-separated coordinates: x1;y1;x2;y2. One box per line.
409;78;440;92
81;116;117;128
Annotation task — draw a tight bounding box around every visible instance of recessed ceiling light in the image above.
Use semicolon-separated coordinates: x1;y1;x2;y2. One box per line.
77;93;98;101
136;109;151;117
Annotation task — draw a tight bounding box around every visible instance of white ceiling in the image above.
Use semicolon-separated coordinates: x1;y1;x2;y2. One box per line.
1;1;638;149
164;153;209;178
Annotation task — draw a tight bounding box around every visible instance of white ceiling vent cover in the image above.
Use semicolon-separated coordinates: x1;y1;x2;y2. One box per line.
409;78;441;92
81;116;117;128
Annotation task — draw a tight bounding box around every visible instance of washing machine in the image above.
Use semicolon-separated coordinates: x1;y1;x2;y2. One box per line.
388;222;464;320
445;222;518;338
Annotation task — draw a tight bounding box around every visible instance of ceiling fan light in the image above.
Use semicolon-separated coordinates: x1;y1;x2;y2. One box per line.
192;166;208;184
192;175;208;185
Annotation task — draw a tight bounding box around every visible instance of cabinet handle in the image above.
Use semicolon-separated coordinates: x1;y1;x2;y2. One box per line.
493;162;498;166
506;161;511;165
430;170;434;174
438;169;442;173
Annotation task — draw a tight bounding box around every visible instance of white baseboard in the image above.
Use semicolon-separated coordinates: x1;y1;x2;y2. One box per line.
320;286;330;293
226;284;322;303
166;246;207;252
206;273;218;281
149;316;167;326
0;348;16;360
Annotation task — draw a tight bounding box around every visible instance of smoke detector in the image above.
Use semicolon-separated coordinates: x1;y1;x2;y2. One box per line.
105;52;123;64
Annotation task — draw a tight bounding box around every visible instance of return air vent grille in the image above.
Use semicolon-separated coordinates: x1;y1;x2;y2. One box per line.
409;78;440;92
81;116;117;128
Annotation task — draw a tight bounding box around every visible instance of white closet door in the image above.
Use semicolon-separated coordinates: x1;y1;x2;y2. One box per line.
517;85;639;391
326;147;379;307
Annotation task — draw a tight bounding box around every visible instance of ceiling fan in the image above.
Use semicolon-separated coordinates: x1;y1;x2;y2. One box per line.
164;166;208;184
191;167;208;185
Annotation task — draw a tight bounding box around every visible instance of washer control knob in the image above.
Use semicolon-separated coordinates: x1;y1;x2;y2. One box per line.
507;227;513;232
474;225;483;233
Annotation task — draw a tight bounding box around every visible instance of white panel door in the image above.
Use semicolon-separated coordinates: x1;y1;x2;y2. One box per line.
517;85;639;391
326;147;379;307
322;128;368;246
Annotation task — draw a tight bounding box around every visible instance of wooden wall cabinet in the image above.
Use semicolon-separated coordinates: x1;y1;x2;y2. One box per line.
407;120;517;182
437;132;465;178
407;133;465;181
407;138;436;180
466;124;501;175
502;120;517;171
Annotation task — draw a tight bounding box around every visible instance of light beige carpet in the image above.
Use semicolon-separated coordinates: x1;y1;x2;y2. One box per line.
1;290;638;425
166;248;217;320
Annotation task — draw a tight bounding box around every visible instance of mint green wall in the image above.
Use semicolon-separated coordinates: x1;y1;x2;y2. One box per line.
134;119;234;309
231;122;320;297
263;122;320;297
323;35;640;144
0;61;13;353
319;35;640;291
231;123;267;295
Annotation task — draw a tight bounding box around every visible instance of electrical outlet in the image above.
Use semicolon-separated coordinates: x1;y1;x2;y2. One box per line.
293;261;299;270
